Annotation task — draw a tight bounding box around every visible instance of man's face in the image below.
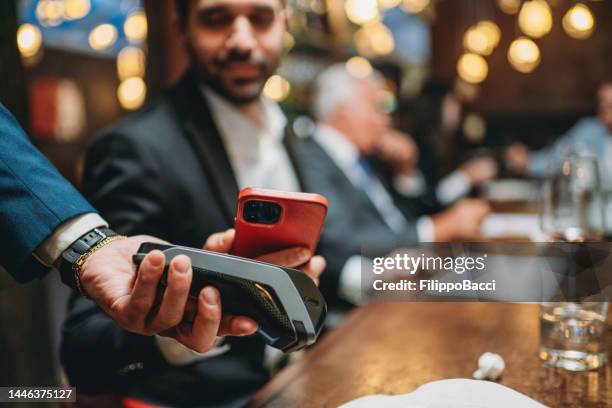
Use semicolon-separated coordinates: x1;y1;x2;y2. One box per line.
340;80;391;154
598;84;612;132
181;0;286;105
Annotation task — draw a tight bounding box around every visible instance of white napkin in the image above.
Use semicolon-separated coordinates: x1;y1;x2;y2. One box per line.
339;379;548;408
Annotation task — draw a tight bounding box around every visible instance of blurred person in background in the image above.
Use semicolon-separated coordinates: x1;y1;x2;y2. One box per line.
293;64;491;305
60;0;325;406
505;81;612;189
409;80;498;206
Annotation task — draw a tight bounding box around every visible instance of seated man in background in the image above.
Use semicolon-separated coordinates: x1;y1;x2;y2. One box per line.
505;80;612;188
293;64;491;304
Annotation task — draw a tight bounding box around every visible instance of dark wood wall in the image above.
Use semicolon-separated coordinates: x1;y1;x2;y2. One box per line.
431;0;612;116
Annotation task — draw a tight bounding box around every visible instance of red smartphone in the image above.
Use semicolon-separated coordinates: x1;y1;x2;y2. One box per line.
232;188;328;259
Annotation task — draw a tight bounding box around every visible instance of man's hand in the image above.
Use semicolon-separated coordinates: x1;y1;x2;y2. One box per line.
460;157;498;186
375;130;420;176
80;231;325;353
431;199;491;241
204;229;325;285
161;229;325;352
79;235;258;352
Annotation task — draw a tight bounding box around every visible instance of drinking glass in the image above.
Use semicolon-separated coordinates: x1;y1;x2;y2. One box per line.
538;153;608;370
539;153;606;242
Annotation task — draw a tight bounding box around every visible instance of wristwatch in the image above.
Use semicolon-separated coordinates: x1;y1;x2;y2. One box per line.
58;227;118;292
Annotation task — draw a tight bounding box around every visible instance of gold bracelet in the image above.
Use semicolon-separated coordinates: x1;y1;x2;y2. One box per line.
73;235;127;298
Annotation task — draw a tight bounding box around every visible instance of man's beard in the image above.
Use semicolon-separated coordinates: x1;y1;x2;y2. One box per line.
189;46;279;106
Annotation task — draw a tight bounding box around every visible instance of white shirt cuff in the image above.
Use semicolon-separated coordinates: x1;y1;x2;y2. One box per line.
338;255;373;305
33;213;108;267
417;216;435;242
155;335;231;366
393;171;427;197
436;170;471;205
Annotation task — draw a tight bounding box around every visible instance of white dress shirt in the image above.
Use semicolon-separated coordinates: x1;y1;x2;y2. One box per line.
313;124;434;304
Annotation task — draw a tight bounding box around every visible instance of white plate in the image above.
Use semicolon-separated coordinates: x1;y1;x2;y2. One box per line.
339;379;548;408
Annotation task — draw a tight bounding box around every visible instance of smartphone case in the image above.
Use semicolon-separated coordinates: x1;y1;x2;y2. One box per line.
232;188;328;259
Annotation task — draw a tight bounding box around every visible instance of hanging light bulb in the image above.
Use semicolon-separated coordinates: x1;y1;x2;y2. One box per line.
508;37;541;73
562;3;595;40
478;21;501;49
345;0;379;25
117;77;147;110
457;53;489;84
498;0;521;15
518;0;553;39
401;0;430;14
17;23;43;58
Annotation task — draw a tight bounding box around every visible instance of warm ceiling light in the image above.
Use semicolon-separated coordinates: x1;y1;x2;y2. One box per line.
464;25;494;56
508;37;541;73
457;53;489;84
36;0;64;27
118;77;147;110
497;0;521;15
17;23;43;58
378;0;401;9
263;75;291;102
124;10;148;43
478;21;501;49
518;0;553;39
64;0;90;20
401;0;430;14
89;24;117;51
562;3;595;40
368;23;395;55
117;46;146;80
346;56;373;79
345;0;379;25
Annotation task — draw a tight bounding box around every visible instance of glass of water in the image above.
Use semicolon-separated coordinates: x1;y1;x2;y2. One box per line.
540;302;608;371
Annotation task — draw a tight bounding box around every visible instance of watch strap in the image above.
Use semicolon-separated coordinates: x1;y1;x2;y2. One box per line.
59;227;117;290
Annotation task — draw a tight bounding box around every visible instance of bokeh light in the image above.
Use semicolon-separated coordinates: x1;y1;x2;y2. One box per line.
117;77;147;110
17;23;42;58
124;10;148;43
401;0;430;14
63;0;90;20
89;23;117;51
263;75;291;102
117;46;146;80
508;37;541;73
562;3;595;40
497;0;521;15
345;56;373;79
345;0;379;25
518;0;553;39
457;53;489;84
378;0;401;10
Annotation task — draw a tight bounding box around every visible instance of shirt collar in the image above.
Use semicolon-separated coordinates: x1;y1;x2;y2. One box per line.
313;124;360;172
200;84;287;145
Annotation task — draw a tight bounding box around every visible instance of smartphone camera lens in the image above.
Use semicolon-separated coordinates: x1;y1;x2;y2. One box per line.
243;200;282;224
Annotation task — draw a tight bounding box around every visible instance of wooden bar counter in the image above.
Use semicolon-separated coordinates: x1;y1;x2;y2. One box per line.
249;302;612;408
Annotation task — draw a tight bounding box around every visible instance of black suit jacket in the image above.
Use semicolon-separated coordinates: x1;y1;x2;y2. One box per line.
61;70;273;408
291;136;420;299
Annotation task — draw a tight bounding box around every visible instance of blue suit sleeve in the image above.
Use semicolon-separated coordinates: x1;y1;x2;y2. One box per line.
0;103;96;282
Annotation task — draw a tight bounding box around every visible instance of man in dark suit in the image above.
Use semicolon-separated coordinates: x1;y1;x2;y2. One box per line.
292;64;491;304
0;103;242;350
61;0;324;407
